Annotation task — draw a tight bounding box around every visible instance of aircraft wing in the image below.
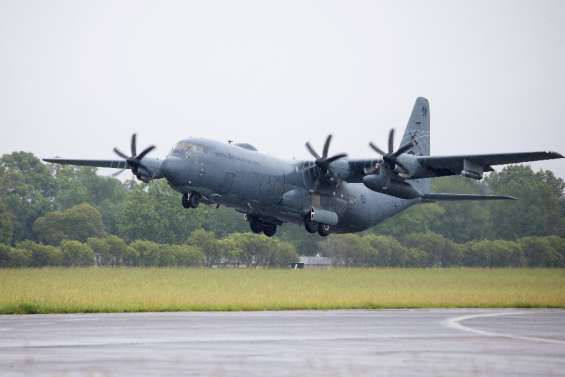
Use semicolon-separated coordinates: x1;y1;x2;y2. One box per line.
43;158;128;169
416;151;563;177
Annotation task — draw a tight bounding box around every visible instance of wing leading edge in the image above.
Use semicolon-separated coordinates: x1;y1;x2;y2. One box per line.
42;158;128;169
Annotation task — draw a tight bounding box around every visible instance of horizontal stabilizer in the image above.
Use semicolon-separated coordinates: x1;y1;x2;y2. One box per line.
422;193;517;201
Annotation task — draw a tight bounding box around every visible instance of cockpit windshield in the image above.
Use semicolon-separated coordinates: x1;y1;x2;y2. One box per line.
173;141;205;154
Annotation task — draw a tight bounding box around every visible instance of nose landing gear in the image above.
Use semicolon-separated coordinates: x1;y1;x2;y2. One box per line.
182;192;201;209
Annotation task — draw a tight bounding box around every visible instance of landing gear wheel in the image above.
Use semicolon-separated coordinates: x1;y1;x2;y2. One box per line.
188;192;200;208
181;193;190;208
249;218;263;234
304;219;318;234
318;223;331;237
263;224;277;237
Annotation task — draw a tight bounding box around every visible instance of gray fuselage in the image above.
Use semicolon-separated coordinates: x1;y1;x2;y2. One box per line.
160;138;415;233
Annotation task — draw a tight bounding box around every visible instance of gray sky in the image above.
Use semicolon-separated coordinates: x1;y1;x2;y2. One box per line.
1;0;564;178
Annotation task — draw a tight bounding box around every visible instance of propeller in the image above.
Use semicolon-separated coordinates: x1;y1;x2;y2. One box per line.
368;128;413;175
112;134;156;181
305;134;347;177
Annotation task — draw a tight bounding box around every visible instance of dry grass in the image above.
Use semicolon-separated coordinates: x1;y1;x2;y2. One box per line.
0;268;564;314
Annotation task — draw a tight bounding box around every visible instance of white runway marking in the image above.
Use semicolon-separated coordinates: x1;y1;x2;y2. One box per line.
443;311;565;345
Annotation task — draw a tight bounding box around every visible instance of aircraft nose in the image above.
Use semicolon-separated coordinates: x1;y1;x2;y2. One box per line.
160;156;186;184
159;158;173;179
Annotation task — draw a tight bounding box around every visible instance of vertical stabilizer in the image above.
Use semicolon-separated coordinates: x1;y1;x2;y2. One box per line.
402;97;431;193
401;97;430;156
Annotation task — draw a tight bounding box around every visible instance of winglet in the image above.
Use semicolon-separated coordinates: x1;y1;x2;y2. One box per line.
547;151;564;159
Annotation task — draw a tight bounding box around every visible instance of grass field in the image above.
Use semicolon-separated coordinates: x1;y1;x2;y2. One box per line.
0;268;564;314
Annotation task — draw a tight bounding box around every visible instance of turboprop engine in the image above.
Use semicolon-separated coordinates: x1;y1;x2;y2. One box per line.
362;173;421;199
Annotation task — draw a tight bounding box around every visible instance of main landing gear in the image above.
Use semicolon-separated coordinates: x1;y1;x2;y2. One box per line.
182;192;201;209
247;216;277;237
304;216;331;237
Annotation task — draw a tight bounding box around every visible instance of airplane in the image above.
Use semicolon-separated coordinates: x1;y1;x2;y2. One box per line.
44;97;563;237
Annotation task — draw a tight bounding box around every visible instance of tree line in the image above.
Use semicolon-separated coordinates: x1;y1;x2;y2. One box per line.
0;151;564;268
0;230;299;268
1;228;563;268
322;233;565;267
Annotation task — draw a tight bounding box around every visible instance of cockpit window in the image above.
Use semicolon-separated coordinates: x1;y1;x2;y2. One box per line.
173;142;205;154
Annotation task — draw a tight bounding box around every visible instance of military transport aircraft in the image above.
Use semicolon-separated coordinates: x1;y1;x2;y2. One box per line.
44;98;562;237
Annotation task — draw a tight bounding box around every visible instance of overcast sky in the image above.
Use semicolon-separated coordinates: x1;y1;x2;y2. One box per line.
1;0;564;178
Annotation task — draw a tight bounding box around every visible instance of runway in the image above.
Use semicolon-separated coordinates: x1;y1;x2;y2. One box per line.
1;309;564;377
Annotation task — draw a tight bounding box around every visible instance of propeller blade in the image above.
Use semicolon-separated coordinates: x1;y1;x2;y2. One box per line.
369;142;387;156
136;145;156;160
305;142;321;160
322;134;332;159
325;153;348;164
113;148;129;160
388;129;395;154
392;141;414;157
131;134;137;157
111;169;126;177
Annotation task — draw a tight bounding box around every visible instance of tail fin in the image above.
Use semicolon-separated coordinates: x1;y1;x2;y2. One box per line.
401;97;430;156
402;97;431;193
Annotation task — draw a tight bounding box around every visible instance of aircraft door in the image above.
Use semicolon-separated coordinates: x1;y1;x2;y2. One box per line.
221;172;235;193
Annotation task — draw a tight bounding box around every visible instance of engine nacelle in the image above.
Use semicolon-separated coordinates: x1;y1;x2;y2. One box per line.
362;174;421;199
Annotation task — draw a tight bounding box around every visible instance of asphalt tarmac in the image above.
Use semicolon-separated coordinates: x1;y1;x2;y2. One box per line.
1;309;564;377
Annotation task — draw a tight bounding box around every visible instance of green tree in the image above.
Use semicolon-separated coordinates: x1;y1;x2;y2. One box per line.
189;229;223;266
130;240;162;267
519;236;562;267
160;244;205;267
0;201;14;244
402;232;461;267
122;244;140;266
51;165;127;235
225;233;278;267
374;203;445;239
60;240;95;266
485;166;564;239
430;177;494;242
104;235;132;266
364;234;410;267
462;239;524;267
545;236;565;267
0;244;13;267
87;235;132;266
0;152;57;242
321;234;372;266
16;241;63;267
405;247;428;267
117;182;200;244
269;241;298;267
217;238;242;267
33;203;104;245
6;247;32;267
198;205;248;238
278;224;321;256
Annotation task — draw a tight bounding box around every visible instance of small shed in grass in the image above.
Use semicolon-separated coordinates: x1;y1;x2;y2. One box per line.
290;255;332;269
